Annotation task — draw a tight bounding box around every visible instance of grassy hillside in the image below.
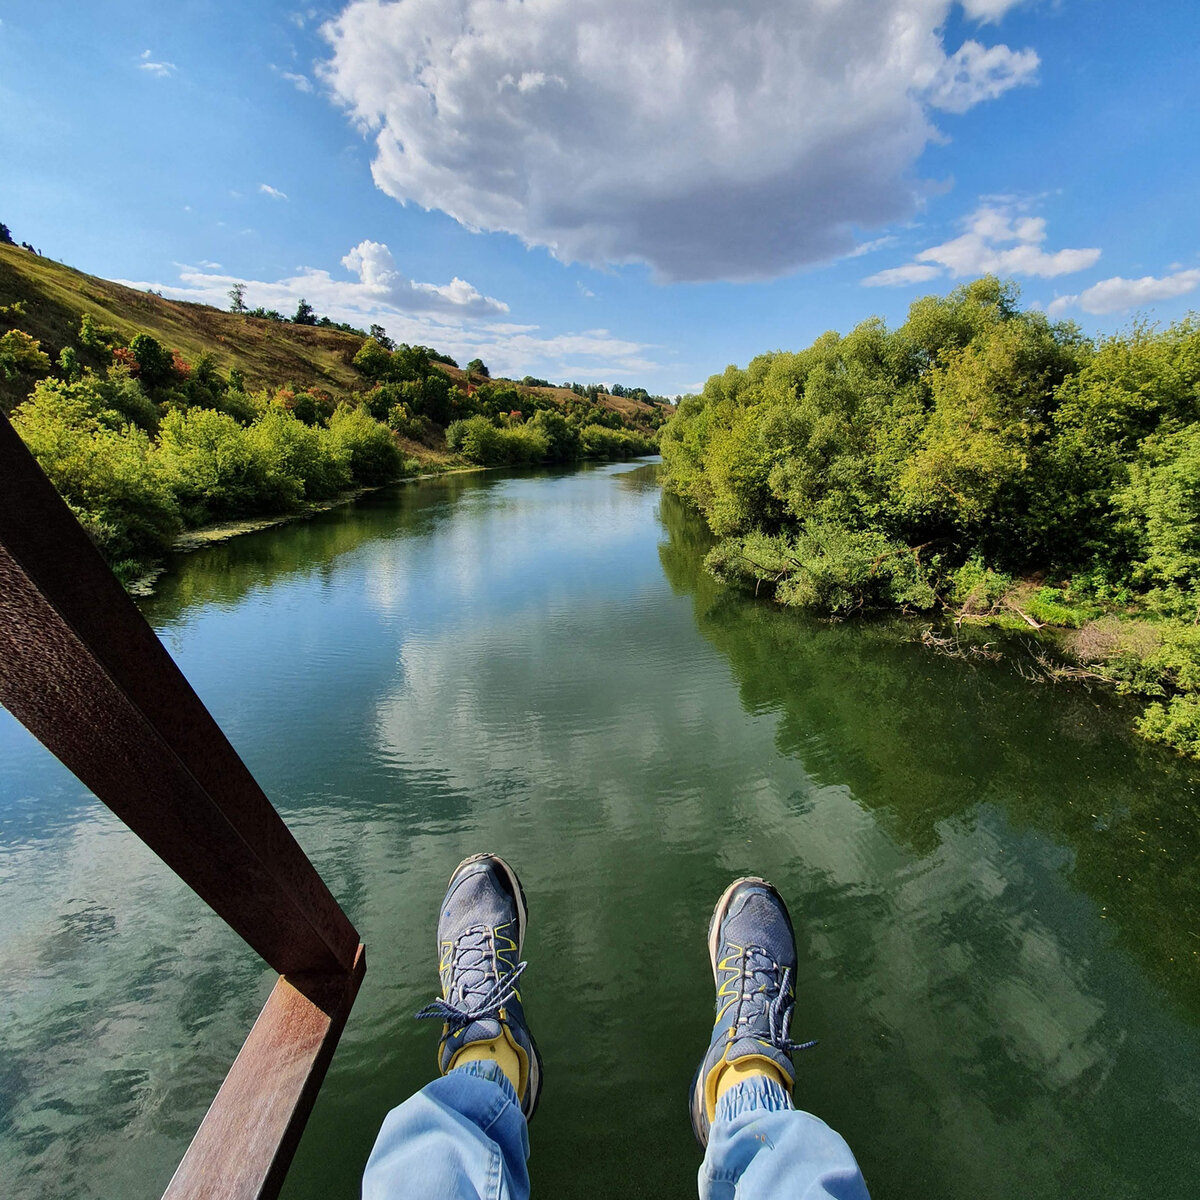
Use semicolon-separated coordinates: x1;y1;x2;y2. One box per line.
0;243;667;423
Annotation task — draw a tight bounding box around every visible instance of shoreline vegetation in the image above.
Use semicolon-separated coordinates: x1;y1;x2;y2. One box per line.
661;277;1200;758
0;238;665;588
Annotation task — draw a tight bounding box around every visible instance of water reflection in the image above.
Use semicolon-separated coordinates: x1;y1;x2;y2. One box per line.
0;461;1196;1200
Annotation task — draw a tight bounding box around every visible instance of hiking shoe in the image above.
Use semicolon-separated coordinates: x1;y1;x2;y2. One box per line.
415;853;543;1119
689;877;817;1147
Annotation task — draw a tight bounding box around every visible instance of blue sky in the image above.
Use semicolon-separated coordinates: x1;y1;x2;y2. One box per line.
1;0;1197;395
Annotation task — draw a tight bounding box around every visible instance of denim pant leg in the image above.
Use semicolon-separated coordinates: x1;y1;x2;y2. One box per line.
363;1060;530;1200
698;1076;871;1200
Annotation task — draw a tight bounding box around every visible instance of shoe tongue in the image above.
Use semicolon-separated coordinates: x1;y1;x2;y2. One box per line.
458;1017;503;1048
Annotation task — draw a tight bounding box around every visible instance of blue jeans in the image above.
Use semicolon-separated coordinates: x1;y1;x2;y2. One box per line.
363;1060;870;1199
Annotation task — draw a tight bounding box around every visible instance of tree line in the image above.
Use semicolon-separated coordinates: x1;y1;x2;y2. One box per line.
660;277;1200;756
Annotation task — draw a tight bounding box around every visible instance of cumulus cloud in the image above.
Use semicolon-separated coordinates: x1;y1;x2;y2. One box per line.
340;240;509;316
924;40;1038;113
116;245;659;381
1048;268;1200;316
863;203;1100;286
138;49;176;77
259;183;289;201
319;0;1041;282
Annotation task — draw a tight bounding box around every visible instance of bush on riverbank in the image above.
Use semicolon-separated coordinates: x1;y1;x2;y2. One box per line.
660;277;1200;755
446;411;657;466
9;323;409;575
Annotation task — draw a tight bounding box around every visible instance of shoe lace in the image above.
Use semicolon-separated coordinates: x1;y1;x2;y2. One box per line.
414;925;528;1033
728;946;818;1055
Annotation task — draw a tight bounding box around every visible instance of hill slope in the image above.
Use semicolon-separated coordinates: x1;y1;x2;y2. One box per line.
0;243;667;423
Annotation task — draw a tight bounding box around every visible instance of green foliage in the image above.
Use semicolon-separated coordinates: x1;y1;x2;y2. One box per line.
0;329;51;384
1111;422;1200;618
466;357;489;378
661;278;1200;756
157;406;282;523
327;404;402;486
12;380;180;560
950;558;1011;609
446;414;548;465
353;338;394;379
78;312;124;356
708;524;938;615
129;333;175;388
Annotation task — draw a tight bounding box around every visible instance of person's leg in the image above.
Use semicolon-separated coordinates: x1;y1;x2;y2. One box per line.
363;854;544;1199
690;878;870;1200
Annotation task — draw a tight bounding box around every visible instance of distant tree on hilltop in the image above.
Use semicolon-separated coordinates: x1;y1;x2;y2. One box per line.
293;298;317;326
0;222;13;246
228;282;246;313
369;323;395;350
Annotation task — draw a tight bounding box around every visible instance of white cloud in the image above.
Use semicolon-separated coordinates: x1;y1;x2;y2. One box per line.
319;0;1041;282
138;50;176;77
1048;268;1200;316
277;68;314;93
259;183;289;201
863;263;943;287
340;240;509;316
847;235;900;259
960;0;1026;21
864;202;1100;286
924;40;1038;113
116;245;661;381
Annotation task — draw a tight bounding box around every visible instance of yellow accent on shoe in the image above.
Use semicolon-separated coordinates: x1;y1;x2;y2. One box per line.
449;1035;522;1094
704;1052;792;1122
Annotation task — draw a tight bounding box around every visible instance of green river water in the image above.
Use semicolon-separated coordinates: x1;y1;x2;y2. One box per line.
1;460;1198;1198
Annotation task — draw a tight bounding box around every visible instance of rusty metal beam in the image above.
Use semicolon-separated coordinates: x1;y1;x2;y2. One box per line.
0;415;358;978
0;413;368;1198
162;946;366;1200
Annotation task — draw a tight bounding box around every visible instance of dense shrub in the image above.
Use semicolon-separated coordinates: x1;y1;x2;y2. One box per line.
12;381;179;561
661;277;1200;755
327;404;403;485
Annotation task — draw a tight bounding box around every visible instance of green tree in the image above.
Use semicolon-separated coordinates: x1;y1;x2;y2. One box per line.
0;329;51;383
293;298;318;326
228;282;247;314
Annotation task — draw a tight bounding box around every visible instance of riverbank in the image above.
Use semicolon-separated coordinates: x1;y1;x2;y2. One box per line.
126;463;486;596
905;579;1200;758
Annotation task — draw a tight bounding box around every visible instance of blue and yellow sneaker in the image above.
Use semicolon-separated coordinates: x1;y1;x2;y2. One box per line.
689;877;817;1146
415;853;543;1119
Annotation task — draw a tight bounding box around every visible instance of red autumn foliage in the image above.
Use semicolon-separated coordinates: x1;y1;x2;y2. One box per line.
111;346;139;375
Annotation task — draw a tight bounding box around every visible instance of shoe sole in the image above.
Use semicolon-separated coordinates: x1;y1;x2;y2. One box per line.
446;852;541;1120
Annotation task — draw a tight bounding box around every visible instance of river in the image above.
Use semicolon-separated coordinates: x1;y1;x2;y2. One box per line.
1;461;1198;1198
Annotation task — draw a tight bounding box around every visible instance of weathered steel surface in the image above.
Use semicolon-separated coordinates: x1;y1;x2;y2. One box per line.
162;945;367;1200
1;415;369;1197
0;415;358;978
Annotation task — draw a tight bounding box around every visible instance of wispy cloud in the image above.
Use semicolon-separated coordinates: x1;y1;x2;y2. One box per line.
116;244;662;382
259;183;289;201
863;202;1100;287
272;65;314;93
846;235;899;259
1048;268;1200;316
138;49;176;78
